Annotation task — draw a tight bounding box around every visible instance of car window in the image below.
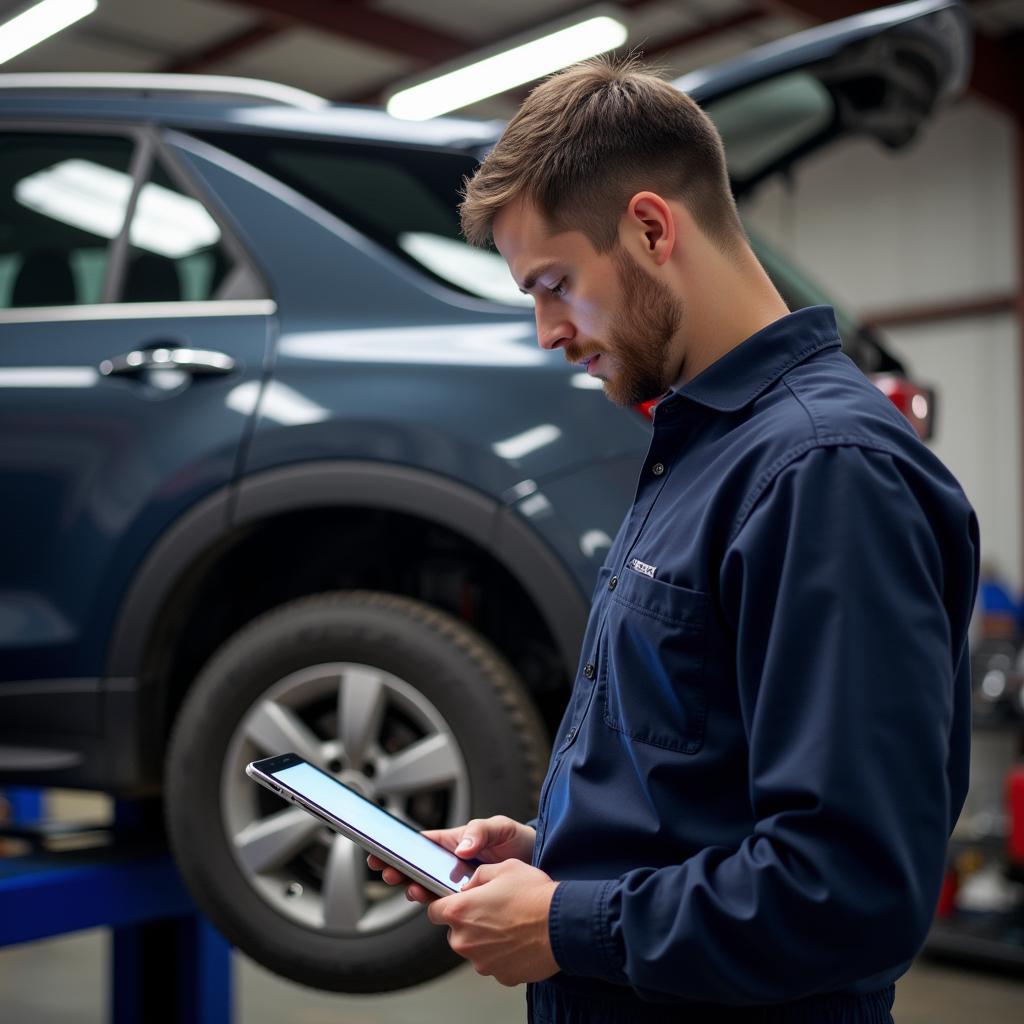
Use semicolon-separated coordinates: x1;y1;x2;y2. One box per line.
705;72;834;188
118;158;237;304
196;132;532;308
0;132;135;309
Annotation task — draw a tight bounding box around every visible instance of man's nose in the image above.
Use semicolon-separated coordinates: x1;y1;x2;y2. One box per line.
535;309;574;351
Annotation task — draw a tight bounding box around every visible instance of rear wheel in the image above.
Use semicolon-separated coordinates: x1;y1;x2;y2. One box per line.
165;590;548;992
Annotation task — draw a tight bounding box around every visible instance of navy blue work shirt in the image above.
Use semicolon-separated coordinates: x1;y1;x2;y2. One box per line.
528;306;979;1023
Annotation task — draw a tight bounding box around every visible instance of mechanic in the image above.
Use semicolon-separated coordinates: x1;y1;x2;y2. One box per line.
369;54;979;1022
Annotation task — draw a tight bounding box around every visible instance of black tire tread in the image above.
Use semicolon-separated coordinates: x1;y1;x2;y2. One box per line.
164;589;549;992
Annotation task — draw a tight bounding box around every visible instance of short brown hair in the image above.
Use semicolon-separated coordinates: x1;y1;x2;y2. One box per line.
458;52;744;257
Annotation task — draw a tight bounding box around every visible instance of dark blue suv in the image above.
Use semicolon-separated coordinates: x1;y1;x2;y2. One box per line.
0;0;969;993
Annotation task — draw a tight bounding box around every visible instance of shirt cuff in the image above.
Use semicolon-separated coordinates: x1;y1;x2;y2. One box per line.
548;879;624;982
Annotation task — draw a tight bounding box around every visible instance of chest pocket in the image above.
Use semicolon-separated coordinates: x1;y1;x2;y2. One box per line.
601;568;708;754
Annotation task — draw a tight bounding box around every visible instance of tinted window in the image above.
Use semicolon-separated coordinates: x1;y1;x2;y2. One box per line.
198;132;531;308
119;159;235;303
0;133;135;309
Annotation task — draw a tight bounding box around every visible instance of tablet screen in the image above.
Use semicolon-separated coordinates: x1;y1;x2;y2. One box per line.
272;760;476;892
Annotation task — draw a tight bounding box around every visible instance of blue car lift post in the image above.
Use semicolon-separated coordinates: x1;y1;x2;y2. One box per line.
0;787;232;1023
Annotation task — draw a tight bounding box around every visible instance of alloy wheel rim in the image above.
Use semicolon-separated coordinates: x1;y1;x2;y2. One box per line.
222;662;471;935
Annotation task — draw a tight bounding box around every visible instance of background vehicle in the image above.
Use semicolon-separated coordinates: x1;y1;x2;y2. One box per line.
0;0;969;993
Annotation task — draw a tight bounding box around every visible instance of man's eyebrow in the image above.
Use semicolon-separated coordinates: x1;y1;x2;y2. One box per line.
517;261;560;295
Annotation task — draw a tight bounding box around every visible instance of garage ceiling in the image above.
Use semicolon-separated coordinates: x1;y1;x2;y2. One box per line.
0;0;1020;118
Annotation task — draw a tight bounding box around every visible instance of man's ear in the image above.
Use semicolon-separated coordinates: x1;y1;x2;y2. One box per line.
625;191;676;267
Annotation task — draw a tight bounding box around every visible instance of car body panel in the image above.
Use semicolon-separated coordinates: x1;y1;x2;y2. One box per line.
0;0;971;790
165;130;653;489
0;308;272;683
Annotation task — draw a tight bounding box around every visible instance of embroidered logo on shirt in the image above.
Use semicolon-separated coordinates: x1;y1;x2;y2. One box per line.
629;558;657;578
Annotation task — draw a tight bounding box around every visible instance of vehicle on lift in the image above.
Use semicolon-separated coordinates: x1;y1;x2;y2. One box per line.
0;0;970;994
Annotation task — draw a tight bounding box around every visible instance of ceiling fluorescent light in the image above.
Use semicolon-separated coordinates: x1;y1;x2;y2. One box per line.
0;0;98;65
387;13;628;121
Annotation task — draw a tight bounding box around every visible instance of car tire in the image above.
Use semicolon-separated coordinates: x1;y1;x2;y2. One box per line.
165;590;548;992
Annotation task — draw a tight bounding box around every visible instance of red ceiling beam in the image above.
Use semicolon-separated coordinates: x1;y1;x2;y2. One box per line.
199;1;670;106
342;0;743;107
634;9;766;63
161;2;771;89
233;0;470;64
495;9;767;108
164;20;287;74
760;0;874;18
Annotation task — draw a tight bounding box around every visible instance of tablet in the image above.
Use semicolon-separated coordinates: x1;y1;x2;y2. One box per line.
246;752;479;897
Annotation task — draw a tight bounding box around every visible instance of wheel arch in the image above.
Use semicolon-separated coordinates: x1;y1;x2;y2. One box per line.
106;460;588;735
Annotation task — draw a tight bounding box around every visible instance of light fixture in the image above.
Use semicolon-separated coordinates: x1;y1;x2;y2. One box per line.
387;7;628;121
0;0;98;66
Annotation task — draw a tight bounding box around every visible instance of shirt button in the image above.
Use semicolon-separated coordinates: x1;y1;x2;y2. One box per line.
651;461;665;476
567;727;577;742
608;575;618;591
583;662;595;680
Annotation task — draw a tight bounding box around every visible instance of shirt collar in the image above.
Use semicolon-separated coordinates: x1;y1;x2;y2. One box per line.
667;305;841;414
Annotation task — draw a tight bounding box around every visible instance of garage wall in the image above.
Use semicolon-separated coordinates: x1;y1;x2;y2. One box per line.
742;97;1021;589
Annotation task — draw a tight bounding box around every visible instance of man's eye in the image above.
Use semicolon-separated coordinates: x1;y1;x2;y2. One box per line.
549;279;566;297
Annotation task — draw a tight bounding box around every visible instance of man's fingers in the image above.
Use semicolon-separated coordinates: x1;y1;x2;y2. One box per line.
365;855;411;887
453;818;498;856
423;816;526;859
462;862;501;890
405;883;435;904
426;894;455;926
423;825;482;855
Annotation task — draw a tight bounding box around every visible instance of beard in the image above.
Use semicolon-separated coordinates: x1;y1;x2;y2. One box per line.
565;246;684;407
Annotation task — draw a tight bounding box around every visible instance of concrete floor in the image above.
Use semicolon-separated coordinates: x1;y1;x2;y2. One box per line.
0;929;1021;1023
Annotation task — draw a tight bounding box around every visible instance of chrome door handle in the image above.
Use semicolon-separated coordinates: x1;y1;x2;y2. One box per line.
99;346;236;377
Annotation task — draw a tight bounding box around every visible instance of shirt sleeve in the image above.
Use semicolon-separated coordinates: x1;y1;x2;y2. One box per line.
549;443;978;1004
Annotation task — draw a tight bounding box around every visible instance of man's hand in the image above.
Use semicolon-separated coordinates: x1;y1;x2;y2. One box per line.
367;815;535;904
429;859;559;986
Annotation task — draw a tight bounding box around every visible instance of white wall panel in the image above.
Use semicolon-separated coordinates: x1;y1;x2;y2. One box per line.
744;98;1016;307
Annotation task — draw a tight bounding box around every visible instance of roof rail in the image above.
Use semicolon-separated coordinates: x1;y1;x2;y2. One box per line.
0;73;329;110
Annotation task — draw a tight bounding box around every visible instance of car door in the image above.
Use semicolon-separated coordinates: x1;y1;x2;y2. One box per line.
0;125;273;720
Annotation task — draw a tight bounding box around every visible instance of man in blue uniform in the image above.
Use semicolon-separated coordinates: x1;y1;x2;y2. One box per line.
369;55;978;1022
